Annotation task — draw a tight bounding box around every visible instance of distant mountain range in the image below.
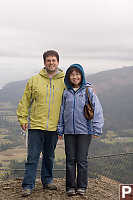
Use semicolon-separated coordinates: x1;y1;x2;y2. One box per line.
0;66;133;131
86;66;133;130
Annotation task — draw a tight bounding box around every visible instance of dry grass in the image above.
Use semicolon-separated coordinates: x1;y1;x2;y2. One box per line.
0;128;8;133
0;142;65;166
0;139;13;145
0;147;27;166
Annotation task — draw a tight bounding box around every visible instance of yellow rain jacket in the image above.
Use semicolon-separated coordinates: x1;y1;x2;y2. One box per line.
16;68;65;131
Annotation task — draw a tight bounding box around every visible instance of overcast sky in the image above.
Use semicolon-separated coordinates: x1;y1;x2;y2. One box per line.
0;0;133;88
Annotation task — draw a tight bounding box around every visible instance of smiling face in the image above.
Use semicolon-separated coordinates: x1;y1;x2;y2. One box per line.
44;56;59;74
69;69;82;88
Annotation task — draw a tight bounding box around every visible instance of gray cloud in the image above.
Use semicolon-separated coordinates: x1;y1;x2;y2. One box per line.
0;0;133;87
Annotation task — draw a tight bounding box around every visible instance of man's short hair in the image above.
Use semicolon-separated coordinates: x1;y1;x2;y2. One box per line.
43;50;59;63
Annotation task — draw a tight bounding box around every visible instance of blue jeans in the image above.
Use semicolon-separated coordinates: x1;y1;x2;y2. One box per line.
64;134;92;191
22;129;58;190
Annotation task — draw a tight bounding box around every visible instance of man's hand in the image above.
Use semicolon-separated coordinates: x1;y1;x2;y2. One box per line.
21;124;28;131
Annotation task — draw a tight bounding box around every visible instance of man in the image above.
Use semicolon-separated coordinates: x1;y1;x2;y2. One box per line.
16;50;65;197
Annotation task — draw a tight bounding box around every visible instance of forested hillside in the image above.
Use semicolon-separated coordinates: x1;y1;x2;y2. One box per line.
87;66;133;131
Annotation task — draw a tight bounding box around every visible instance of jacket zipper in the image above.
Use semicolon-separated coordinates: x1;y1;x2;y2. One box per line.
52;85;54;105
46;85;48;104
47;79;52;130
73;93;76;134
51;85;54;114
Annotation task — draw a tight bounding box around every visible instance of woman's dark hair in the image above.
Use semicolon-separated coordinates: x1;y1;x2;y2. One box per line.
43;50;59;63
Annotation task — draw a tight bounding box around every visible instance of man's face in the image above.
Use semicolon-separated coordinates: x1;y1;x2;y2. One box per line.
44;56;59;73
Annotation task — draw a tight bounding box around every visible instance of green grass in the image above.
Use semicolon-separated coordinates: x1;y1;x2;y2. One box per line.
0;102;15;108
0;128;8;133
0;135;9;139
0;140;13;145
101;137;133;144
122;129;133;134
6;116;17;122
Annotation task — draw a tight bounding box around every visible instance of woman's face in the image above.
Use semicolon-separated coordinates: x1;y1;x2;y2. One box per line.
69;70;82;87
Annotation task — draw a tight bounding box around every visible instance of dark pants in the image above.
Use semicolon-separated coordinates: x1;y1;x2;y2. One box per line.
64;134;92;191
22;129;58;190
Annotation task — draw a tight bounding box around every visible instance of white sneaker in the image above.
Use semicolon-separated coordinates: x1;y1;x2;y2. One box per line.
66;188;76;196
76;188;86;195
22;188;32;197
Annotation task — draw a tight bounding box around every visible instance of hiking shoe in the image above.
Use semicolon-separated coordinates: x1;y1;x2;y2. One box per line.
76;188;86;195
22;188;32;197
43;183;57;190
66;188;76;196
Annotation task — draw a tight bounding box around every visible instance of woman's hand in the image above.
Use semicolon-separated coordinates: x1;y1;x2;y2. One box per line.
58;135;63;140
92;135;99;138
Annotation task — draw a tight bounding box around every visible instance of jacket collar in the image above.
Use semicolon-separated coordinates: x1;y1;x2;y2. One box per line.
39;67;65;79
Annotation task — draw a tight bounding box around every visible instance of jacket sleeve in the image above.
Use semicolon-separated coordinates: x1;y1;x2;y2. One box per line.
57;92;65;136
16;78;33;126
89;88;104;136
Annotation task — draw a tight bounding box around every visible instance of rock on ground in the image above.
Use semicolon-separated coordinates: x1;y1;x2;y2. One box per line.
0;176;119;200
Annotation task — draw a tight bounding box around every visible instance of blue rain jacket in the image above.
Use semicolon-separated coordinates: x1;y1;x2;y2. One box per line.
57;64;104;136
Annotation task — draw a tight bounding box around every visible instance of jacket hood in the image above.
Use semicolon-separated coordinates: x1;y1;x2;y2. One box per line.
64;64;86;89
39;67;65;79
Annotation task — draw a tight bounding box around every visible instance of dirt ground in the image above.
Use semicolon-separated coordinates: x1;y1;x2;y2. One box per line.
0;176;119;200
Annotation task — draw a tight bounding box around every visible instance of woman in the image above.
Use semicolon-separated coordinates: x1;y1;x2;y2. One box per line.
57;64;104;196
